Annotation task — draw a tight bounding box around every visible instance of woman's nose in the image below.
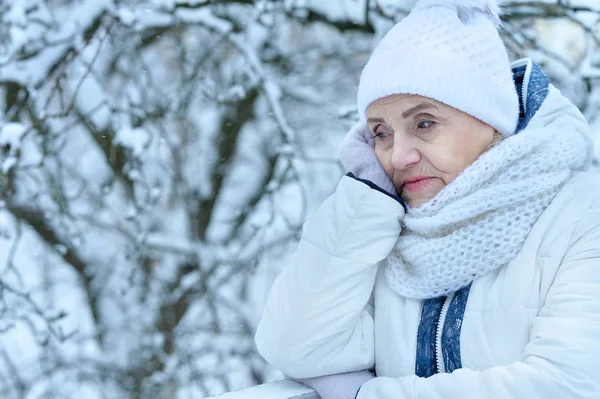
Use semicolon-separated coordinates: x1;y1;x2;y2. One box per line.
390;136;421;170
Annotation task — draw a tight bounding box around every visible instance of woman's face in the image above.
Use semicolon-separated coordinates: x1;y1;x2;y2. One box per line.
366;94;499;208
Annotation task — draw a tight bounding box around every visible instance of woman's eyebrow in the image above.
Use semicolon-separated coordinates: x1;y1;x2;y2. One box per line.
402;103;436;119
367;117;386;124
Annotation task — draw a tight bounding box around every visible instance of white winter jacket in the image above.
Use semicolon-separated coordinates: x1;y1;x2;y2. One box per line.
255;64;600;398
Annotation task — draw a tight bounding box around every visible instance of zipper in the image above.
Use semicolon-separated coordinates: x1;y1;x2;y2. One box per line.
510;58;532;119
435;292;455;374
520;59;532;115
514;58;533;116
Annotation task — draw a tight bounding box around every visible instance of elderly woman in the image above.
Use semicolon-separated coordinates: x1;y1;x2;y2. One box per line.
254;0;600;398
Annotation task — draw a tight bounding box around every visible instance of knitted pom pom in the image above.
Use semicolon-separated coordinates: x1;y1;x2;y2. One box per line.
414;0;505;27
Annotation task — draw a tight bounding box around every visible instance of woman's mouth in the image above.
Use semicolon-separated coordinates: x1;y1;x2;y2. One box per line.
402;176;434;193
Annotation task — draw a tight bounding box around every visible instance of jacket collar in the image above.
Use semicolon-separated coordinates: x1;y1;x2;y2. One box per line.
511;58;550;133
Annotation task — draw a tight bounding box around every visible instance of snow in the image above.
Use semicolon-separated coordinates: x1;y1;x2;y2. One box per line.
114;127;151;157
67;41;112;131
0;0;111;88
0;123;40;173
0;123;27;149
295;0;365;24
174;7;233;32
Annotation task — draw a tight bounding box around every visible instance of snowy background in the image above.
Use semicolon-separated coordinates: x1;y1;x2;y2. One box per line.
0;0;598;398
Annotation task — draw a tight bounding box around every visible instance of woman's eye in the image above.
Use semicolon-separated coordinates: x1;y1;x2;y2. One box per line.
417;121;434;129
374;131;390;139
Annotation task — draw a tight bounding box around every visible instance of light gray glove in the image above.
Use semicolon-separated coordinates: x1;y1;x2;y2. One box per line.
339;122;397;195
293;370;375;399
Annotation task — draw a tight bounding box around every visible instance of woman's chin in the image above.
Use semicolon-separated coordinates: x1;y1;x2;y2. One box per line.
405;196;430;208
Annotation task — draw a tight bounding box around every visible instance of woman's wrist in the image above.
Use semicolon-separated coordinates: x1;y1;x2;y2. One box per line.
346;172;406;210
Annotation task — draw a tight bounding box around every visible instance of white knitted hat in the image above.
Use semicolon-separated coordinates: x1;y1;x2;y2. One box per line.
357;0;519;135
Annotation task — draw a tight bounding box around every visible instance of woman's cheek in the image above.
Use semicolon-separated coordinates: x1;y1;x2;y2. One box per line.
375;146;394;179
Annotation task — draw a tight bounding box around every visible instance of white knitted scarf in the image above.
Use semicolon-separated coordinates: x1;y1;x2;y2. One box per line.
385;87;593;299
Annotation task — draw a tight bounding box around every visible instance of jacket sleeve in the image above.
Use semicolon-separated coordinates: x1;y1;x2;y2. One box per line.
357;201;600;399
254;175;405;379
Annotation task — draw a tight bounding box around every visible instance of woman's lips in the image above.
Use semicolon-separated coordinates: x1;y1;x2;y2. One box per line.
403;177;434;193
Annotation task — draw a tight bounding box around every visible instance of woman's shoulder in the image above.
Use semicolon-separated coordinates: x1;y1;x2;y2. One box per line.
559;170;600;235
513;171;600;302
555;170;600;213
533;170;600;253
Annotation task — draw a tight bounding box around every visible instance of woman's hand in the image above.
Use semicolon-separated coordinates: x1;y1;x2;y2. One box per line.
293;370;375;399
339;122;397;195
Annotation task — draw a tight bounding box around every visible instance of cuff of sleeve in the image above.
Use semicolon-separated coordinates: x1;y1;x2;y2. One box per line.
354;374;375;399
346;172;407;211
355;377;378;399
